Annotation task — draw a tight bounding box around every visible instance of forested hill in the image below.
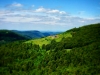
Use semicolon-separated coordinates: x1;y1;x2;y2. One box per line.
26;23;100;48
12;30;45;39
0;30;28;44
0;23;100;75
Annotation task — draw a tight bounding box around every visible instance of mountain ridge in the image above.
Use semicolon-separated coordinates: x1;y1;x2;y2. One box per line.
12;30;61;39
0;30;28;44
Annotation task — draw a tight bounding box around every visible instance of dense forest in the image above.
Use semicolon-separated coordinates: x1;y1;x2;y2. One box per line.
0;30;29;45
0;23;100;75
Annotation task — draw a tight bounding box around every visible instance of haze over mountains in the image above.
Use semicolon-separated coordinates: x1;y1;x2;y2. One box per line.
0;29;61;45
12;30;61;39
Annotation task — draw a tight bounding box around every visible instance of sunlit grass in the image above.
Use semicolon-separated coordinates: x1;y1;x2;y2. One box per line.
26;32;72;47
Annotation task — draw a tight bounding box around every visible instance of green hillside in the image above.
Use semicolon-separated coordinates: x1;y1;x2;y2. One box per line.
0;23;100;75
26;31;72;47
0;30;28;44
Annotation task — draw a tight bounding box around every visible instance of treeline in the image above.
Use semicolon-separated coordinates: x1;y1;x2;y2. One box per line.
0;23;100;75
0;41;41;75
39;41;100;75
39;23;100;74
42;23;100;50
0;30;29;45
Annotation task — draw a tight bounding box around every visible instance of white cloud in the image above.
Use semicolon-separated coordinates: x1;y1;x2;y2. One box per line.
0;8;100;27
0;4;100;30
1;16;41;23
6;2;23;7
35;7;46;12
47;9;59;13
35;7;66;15
47;9;66;15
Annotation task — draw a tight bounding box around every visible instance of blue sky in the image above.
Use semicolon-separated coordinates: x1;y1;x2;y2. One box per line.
0;0;100;31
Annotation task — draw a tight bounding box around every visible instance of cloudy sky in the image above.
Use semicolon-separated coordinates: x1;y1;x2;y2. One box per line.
0;0;100;31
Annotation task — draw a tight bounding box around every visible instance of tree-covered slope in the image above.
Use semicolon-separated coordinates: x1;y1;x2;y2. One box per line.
0;30;28;44
38;23;100;75
12;30;45;39
0;23;100;75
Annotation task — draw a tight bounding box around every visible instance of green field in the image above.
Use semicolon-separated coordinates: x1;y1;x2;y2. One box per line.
26;32;72;47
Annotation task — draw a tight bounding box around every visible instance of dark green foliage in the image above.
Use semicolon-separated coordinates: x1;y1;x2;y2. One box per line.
39;23;100;75
0;23;100;75
0;30;28;45
0;41;41;75
42;44;46;49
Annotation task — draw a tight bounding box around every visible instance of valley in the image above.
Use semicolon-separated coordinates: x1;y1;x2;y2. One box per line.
0;23;100;75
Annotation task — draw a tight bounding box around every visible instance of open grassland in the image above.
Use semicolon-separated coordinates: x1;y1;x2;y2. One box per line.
26;32;72;47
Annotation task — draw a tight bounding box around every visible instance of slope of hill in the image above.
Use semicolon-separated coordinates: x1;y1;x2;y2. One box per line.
0;23;100;75
12;30;44;39
26;32;72;47
42;31;62;36
12;30;61;39
0;30;28;44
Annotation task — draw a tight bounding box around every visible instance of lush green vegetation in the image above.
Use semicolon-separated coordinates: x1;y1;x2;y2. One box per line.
26;31;72;47
0;23;100;75
0;30;28;45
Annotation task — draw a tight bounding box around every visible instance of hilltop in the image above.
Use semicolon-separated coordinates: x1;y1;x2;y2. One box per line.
0;30;28;44
26;23;100;48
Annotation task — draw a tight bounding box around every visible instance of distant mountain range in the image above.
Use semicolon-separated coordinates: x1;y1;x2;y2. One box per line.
12;30;61;39
0;30;61;44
